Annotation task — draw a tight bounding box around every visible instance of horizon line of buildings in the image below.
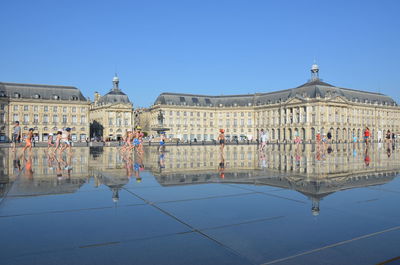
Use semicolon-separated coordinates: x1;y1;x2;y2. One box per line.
1;64;399;143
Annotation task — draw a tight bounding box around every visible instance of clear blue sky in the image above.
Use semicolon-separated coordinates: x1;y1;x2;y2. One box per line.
1;0;399;107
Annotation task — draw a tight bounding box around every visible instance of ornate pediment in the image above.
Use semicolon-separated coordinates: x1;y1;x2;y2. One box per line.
285;97;304;104
331;96;348;103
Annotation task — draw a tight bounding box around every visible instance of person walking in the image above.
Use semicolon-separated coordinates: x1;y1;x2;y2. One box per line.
12;121;22;152
61;128;72;152
22;128;34;154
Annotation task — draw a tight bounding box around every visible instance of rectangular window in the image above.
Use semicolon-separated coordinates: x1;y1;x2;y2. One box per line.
0;104;4;110
81;115;86;123
43;114;48;122
63;115;67;123
44;106;48;112
23;114;29;123
72;107;76;113
108;118;113;125
53;106;57;112
0;113;5;123
240;119;244;126
13;114;19;122
72;115;77;124
53;115;58;123
34;106;38;112
24;105;29;111
34;114;38;123
14;105;18;111
124;119;128;126
63;107;67;112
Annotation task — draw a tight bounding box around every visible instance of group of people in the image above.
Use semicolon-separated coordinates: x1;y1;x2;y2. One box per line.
119;127;167;153
11;121;72;154
120;127;145;153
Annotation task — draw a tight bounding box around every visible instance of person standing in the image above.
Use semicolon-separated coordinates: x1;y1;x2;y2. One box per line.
12;121;22;152
260;129;267;151
386;129;391;145
218;129;225;150
327;131;332;143
316;131;321;144
364;127;370;146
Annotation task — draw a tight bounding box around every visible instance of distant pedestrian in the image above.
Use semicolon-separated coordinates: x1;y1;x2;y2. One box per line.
260;129;267;151
12;121;22;152
327;131;332;143
364;127;370;146
218;129;225;150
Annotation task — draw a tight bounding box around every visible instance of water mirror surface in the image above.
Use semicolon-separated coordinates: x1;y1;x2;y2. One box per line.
1;144;400;265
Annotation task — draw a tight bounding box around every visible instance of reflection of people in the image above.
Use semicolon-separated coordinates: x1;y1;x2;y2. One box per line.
387;146;392;158
218;150;225;178
364;146;370;167
218;129;225;150
23;153;34;179
13;152;22;176
158;149;166;170
259;150;267;168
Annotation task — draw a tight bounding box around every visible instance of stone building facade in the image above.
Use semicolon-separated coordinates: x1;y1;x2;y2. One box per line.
144;65;400;142
89;75;134;141
0;82;90;142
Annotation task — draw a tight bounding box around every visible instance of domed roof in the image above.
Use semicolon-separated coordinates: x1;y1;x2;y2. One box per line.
98;90;131;104
97;75;131;105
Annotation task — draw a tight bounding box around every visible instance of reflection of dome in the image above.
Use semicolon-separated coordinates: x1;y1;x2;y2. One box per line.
312;207;320;216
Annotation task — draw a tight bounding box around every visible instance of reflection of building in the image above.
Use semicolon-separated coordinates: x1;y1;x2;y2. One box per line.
143;65;400;142
90;75;133;141
0;82;90;142
142;144;400;215
3;148;90;196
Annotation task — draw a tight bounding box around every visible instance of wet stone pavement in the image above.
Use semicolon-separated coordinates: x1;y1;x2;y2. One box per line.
0;143;400;265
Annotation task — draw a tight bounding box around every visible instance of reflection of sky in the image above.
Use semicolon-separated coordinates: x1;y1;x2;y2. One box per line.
1;145;400;264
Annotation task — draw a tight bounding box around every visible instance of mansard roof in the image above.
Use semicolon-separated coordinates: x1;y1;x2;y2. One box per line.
0;82;87;101
154;79;397;107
